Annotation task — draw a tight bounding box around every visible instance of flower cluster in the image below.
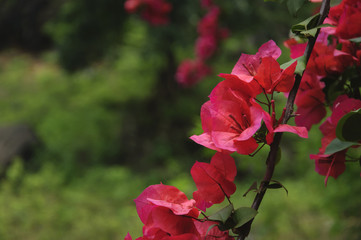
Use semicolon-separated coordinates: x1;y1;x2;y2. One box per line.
126;39;309;239
191;40;308;155
124;0;172;25
176;1;229;86
310;95;361;185
125;153;236;240
286;0;361;184
125;1;361;239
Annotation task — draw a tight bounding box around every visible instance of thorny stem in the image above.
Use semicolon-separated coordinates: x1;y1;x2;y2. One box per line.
235;1;331;239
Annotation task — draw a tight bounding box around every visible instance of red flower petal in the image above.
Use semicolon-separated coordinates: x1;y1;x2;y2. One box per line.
191;153;237;209
273;124;308;138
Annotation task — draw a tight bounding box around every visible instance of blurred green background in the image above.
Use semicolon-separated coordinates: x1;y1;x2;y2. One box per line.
0;0;360;239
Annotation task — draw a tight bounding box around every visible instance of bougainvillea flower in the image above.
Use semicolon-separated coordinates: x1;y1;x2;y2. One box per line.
194;220;234;240
339;39;361;65
190;71;266;153
310;95;361;184
124;0;172;25
197;7;221;37
212;74;259;102
317;95;361;152
200;0;214;8
230;40;281;83
134;184;200;238
289;42;307;59
190;96;264;155
124;233;132;240
262;109;308;144
191;153;237;210
310;150;347;186
254;57;297;94
162;233;199;240
134;184;199;224
196;35;218;60
175;59;212;87
325;0;361;39
289;41;355;77
196;6;229;61
295;71;326;130
218;73;262;96
124;0;143;13
141;0;172;25
142;207;198;237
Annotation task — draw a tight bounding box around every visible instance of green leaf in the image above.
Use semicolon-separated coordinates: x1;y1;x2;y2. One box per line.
281;56;306;75
209;204;234;224
336;109;361;142
206;224;218;237
349;37;361;43
268;183;283;188
287;0;308;16
299;24;335;37
300;28;318;37
292;14;320;36
232;207;258;228
324;138;358;155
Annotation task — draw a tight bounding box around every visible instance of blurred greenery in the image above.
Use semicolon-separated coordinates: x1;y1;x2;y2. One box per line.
0;0;359;239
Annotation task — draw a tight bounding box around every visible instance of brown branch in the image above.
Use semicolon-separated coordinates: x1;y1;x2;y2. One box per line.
235;1;330;239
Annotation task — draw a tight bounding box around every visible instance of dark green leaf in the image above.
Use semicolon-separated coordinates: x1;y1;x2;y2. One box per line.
209;204;234;224
287;0;309;16
268;183;283;188
232;207;258;228
292;14;320;35
218;217;237;231
269;180;288;195
324;138;358;155
336;109;361;142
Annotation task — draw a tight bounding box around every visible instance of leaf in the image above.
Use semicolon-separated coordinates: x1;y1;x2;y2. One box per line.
300;28;318;37
299;24;335;37
336;109;361;142
349;37;361;43
324;138;358;155
292;14;320;36
281;56;306;75
268;180;288;195
206;224;218;237
287;0;308;16
209;204;234;224
243;181;258;197
232;207;258;228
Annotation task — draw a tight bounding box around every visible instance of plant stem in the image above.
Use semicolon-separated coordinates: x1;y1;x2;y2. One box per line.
235;1;330;239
